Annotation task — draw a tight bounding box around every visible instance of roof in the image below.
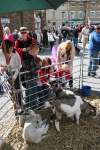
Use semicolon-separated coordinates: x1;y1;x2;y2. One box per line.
0;0;67;14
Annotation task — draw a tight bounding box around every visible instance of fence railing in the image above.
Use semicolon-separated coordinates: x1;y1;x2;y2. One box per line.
18;58;81;111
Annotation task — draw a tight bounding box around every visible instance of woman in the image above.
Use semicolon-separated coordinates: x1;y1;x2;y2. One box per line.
21;35;41;109
15;27;36;62
57;40;75;88
48;30;55;50
0;40;21;114
3;27;14;44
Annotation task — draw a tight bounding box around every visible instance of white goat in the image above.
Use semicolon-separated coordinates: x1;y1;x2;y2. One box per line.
60;95;83;125
23;121;48;144
22;110;49;144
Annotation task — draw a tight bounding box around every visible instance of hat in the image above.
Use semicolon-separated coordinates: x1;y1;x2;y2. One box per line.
19;27;28;32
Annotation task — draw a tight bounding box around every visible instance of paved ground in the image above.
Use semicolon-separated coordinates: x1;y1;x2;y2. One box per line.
0;94;15;138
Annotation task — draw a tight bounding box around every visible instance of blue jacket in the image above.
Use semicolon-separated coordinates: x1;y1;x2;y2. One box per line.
88;31;100;53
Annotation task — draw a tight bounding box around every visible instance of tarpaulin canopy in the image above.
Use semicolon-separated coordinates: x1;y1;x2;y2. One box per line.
0;0;67;14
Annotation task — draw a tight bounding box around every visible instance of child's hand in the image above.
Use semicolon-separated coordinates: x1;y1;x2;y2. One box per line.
45;82;51;88
0;65;6;74
62;64;69;71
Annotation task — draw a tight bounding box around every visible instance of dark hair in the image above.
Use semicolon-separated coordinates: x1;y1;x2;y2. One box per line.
42;57;52;67
29;31;37;40
95;25;100;30
2;40;15;53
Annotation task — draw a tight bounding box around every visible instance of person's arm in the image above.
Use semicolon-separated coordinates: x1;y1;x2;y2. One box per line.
38;70;48;84
71;43;75;62
12;52;21;81
15;40;25;62
57;47;62;69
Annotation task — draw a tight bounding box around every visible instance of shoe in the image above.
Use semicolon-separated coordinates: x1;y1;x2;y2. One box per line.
91;73;96;77
88;72;91;76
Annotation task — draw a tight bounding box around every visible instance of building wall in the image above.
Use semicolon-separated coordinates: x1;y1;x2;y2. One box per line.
46;1;100;28
0;10;35;32
0;10;46;32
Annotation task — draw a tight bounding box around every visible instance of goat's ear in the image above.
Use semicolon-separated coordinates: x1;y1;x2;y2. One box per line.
44;101;51;109
80;101;86;111
28;110;36;116
50;101;54;105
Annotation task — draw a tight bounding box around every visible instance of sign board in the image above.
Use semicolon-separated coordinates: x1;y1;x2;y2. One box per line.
1;18;10;24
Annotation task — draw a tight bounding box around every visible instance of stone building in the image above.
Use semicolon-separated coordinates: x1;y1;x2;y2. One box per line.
46;0;100;28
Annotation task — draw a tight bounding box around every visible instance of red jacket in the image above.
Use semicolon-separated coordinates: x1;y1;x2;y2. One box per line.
15;38;32;63
38;69;51;84
55;69;71;80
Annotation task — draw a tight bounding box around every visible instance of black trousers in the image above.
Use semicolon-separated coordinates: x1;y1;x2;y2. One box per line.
69;76;73;88
14;75;22;106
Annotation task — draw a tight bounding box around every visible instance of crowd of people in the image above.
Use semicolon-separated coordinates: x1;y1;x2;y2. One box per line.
0;23;100;114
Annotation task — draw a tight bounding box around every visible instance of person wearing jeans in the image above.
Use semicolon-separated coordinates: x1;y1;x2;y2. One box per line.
88;50;99;77
88;25;100;77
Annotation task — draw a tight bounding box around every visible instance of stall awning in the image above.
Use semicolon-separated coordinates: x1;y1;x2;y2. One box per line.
0;0;67;14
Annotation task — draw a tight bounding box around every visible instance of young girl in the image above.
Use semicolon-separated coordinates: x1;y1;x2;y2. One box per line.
37;57;53;105
38;57;52;84
57;40;75;88
51;40;59;70
55;64;71;87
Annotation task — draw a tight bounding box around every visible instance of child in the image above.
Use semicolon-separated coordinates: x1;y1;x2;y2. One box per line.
55;64;71;88
37;57;53;105
51;38;59;70
57;40;75;88
38;57;52;85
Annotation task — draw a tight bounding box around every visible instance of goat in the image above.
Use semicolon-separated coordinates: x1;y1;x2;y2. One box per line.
44;87;96;132
19;110;49;146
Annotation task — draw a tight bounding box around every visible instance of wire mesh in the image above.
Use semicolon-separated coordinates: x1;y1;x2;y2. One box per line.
18;58;81;112
82;54;100;91
0;73;16;139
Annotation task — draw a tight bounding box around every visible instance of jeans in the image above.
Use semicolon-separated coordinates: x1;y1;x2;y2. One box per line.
14;75;22;106
38;84;50;106
73;37;78;48
88;50;99;75
25;79;39;109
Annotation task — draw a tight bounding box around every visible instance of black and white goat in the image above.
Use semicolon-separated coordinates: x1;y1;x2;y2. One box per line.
44;83;96;132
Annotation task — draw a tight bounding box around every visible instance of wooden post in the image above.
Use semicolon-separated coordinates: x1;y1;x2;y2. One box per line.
20;11;24;27
32;10;35;32
0;18;3;39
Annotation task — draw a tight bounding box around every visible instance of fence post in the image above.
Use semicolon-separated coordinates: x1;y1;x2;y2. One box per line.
19;70;23;107
79;50;84;90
